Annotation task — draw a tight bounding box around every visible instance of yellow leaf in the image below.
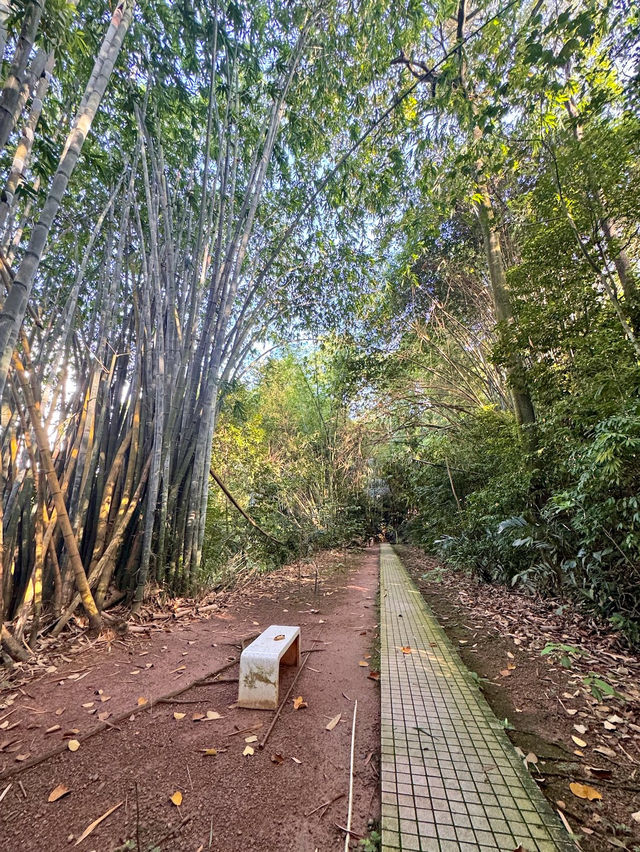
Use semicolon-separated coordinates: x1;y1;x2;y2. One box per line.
358;661;368;667
244;735;258;743
137;697;147;707
206;710;221;720
173;712;186;720
571;736;587;748
192;713;205;721
75;801;123;845
243;746;254;756
401;646;412;654
67;739;80;752
293;696;307;710
570;782;602;801
47;784;70;803
201;748;218;756
326;714;341;731
274;634;285;641
170;791;183;806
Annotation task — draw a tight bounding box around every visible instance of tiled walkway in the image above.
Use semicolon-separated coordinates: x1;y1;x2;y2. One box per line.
379;544;576;852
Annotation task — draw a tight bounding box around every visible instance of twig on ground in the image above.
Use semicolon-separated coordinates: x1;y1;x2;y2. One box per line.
224;723;263;738
152;815;191;848
258;643;317;750
304;792;345;817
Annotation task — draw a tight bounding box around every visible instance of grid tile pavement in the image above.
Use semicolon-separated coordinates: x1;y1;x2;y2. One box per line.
379;544;577;852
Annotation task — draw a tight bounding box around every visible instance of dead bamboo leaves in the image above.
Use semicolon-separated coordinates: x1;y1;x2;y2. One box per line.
75;801;123;845
47;784;71;803
326;714;341;731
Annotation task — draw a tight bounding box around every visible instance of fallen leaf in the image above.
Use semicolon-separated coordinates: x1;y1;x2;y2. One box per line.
593;745;616;759
358;661;368;667
244;735;258;743
67;740;80;752
500;669;512;677
506;651;514;659
367;671;380;682
97;712;110;722
173;712;186;721
206;711;221;720
603;720;616;731
100;696;111;703
608;714;624;724
15;753;29;761
569;782;602;801
573;724;587;734
524;752;538;765
271;753;284;765
274;635;285;641
48;784;71;803
55;708;65;716
201;748;218;756
565;708;578;717
291;756;301;764
81;703;94;709
243;746;254;756
75;801;123;845
631;811;640;824
401;647;412;654
136;697;147;707
326;714;341;731
192;713;205;721
170;791;183;806
571;736;587;748
293;696;307;710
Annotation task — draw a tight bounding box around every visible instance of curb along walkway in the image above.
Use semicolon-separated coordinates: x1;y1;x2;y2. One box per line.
379;544;576;852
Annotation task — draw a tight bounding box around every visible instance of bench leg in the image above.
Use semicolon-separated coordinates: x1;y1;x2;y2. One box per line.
237;658;280;710
281;634;300;667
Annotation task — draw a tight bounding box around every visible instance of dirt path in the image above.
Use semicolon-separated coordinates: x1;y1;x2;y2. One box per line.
397;545;640;852
0;547;381;852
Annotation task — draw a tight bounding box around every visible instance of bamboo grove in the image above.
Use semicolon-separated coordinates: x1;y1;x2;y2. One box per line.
0;0;400;655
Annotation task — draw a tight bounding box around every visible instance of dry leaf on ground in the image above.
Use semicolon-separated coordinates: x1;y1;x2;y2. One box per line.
243;746;254;756
293;696;307;710
274;635;285;641
244;735;258;743
47;784;70;803
326;714;341;731
206;711;221;720
170;791;183;806
201;748;218;756
173;712;186;720
569;782;602;801
271;753;284;765
358;661;368;667
136;697;147;707
571;735;587;748
74;801;123;845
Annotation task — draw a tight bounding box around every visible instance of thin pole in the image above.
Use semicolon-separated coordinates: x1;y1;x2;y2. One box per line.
344;699;358;851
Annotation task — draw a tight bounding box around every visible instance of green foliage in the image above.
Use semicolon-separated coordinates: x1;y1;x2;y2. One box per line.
203;351;377;581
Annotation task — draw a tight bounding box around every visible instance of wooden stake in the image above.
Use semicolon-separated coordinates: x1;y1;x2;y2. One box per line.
344;699;358;851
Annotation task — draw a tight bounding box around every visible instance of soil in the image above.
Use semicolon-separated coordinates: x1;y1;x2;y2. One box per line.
0;546;381;852
396;545;640;852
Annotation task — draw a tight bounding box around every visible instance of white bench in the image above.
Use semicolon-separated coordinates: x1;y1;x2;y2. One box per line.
237;625;301;710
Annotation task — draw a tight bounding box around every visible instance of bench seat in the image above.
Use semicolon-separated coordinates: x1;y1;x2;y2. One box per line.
237;624;301;710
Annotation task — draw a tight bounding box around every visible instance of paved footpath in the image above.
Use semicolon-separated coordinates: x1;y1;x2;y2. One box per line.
379;544;576;852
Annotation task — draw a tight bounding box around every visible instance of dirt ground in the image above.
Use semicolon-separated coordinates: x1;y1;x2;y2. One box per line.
397;544;640;852
0;547;381;852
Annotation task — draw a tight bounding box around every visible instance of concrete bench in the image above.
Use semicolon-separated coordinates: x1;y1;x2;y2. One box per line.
237;625;301;710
